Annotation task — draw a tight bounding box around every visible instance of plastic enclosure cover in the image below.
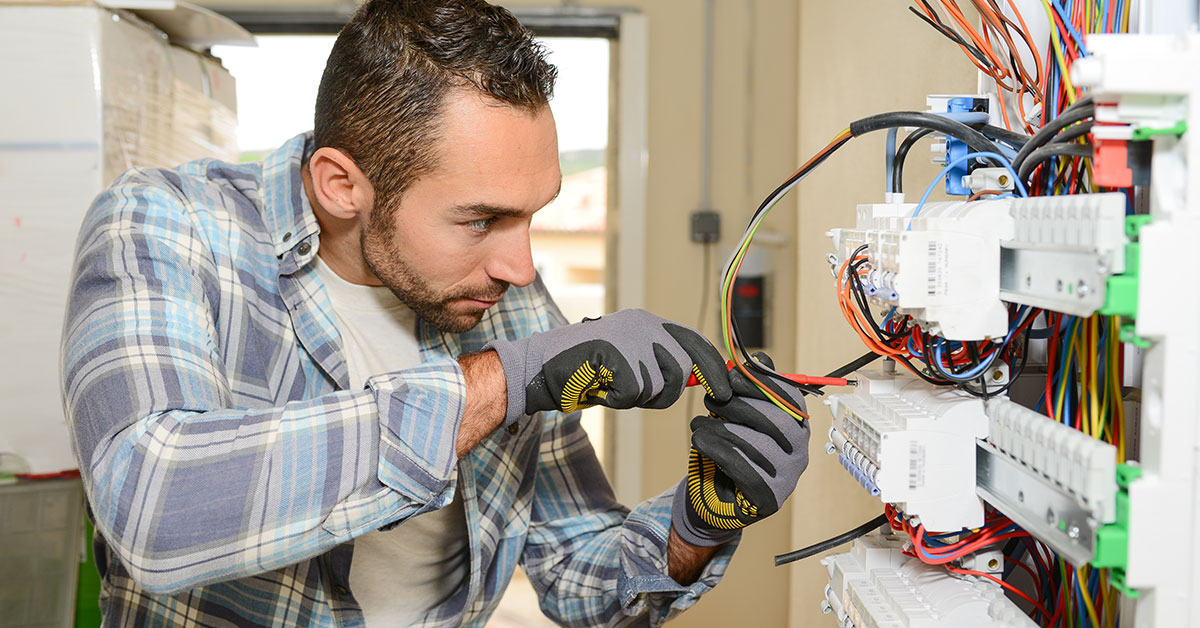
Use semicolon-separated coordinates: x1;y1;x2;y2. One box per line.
0;5;238;473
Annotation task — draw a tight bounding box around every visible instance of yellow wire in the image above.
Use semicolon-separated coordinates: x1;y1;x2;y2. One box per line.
1079;566;1102;626
1090;316;1102;438
720;128;849;423
1042;0;1078;104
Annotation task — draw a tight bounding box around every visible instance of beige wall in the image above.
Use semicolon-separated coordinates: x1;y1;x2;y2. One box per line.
788;2;977;625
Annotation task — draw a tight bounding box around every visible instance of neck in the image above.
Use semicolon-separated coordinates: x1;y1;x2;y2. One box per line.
302;159;382;286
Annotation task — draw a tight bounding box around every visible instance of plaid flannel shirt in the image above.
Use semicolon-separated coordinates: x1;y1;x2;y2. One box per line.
60;133;738;627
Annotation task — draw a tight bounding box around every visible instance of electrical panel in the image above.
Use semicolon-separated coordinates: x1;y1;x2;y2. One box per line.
795;6;1200;628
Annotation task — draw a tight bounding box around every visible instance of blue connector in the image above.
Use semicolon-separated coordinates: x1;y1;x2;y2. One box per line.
839;453;881;497
944;97;974;196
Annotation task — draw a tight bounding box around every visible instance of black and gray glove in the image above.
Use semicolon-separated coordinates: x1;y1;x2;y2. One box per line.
485;309;733;427
672;352;810;547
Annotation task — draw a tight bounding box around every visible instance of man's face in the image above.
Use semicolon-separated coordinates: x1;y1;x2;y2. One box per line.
362;90;562;333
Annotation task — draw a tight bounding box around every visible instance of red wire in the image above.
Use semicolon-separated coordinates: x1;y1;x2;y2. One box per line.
945;565;1052;619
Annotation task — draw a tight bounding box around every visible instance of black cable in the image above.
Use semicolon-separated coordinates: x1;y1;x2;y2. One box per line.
824;351;882;381
847;258;906;343
908;4;991;67
979;124;1031;148
851;112;1005;161
775;514;889;566
1017;143;1094;182
1050;120;1094;145
892;128;934;193
727;134;856;395
1011;96;1094;173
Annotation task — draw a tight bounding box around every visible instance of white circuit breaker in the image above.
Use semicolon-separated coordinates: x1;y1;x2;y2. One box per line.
821;532;1038;628
825;370;989;531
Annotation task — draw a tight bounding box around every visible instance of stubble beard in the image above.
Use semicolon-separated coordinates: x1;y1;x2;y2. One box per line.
361;214;509;334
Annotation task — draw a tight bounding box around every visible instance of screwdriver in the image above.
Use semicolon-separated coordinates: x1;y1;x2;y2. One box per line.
686;360;853;388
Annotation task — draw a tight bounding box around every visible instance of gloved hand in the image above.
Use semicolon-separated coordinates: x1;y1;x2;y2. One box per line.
672;352;810;547
485;309;733;427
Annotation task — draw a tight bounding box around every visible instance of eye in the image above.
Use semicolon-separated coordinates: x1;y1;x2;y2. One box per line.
467;217;497;232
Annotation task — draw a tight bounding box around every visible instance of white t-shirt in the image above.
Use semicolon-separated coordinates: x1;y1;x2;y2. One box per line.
315;257;469;626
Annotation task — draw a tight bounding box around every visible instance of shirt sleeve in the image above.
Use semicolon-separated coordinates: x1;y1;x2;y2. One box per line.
60;169;464;595
518;409;739;627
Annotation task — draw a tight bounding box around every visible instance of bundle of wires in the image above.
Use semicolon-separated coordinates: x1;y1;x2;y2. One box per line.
835;241;1039;398
909;0;1046;132
886;503;1123;627
720;111;1020;417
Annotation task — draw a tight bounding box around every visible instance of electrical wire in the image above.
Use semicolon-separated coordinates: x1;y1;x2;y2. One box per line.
1017;142;1094;182
774;514;889;566
892;128;935;193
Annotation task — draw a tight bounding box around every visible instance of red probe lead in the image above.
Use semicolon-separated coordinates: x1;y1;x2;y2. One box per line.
686;359;852;388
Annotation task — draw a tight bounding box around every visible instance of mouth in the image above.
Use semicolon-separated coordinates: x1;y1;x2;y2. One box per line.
459;296;501;310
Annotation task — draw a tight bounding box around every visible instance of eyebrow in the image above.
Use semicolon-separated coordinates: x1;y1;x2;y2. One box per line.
450;177;563;218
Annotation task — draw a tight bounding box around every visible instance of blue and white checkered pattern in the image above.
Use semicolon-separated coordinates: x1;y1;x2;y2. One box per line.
61;133;737;627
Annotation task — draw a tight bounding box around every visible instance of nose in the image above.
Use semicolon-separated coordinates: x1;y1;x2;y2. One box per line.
487;226;537;288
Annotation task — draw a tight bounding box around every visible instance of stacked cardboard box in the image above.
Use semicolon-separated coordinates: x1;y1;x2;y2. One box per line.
0;3;239;476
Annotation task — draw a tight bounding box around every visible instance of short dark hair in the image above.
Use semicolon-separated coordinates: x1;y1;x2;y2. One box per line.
314;0;557;202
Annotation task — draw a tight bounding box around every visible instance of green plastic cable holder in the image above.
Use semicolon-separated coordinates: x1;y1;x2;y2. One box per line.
1099;215;1153;348
1091;463;1142;598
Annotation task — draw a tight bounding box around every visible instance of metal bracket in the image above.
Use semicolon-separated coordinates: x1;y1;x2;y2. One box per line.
975;441;1101;565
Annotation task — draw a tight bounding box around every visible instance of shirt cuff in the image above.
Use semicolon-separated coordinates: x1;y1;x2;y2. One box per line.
617;485;741;625
366;361;465;504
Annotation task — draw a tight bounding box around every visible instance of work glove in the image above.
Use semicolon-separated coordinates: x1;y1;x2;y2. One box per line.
485;309;733;427
672;352;810;547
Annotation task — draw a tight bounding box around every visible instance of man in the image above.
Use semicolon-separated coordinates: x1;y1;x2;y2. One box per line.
60;0;810;625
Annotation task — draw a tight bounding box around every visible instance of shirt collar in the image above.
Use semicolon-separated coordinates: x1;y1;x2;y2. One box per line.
263;132;320;260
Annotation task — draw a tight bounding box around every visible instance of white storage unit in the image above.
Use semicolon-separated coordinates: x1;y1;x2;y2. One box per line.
0;2;242;474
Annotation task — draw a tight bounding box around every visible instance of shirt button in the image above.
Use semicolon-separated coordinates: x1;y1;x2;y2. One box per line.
333;585;348;596
297;241;311;256
507;423;519;435
282;232;292;242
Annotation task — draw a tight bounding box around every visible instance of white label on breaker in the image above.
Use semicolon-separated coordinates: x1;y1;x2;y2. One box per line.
926;241;948;298
908;441;925;490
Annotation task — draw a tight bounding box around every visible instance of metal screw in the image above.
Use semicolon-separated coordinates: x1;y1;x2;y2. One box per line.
1025;274;1032;288
1078;281;1090;298
1017;491;1025;503
1046;508;1056;524
1068;525;1081;540
1056;279;1064;292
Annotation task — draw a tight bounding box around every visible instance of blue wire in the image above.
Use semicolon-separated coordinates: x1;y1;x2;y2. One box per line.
1050;0;1091;58
931;306;1029;382
906;151;1028;231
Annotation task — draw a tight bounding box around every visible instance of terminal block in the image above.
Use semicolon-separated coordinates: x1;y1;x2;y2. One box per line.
975;398;1118;566
821;533;1037;628
825;370;989;531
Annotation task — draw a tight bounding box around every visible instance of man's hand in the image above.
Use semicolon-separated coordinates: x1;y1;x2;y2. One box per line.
671;352;810;547
485;309;732;427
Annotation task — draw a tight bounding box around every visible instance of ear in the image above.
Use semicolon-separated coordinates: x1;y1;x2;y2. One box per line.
307;147;374;220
